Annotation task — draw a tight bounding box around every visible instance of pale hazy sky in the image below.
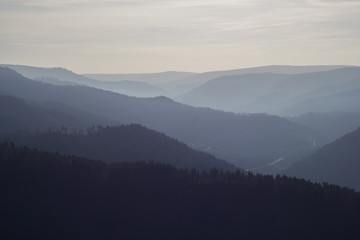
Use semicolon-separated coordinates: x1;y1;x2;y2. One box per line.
1;0;360;73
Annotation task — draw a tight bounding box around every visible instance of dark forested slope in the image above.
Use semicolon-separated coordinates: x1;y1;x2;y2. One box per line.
1;142;360;240
1;125;236;171
284;127;360;190
0;95;111;134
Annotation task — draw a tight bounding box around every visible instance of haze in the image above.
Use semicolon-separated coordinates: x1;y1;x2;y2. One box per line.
1;0;360;73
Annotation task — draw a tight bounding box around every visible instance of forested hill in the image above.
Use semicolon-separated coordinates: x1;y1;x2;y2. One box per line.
284;127;360;190
0;124;235;171
0;95;112;133
0;66;319;170
1;142;360;240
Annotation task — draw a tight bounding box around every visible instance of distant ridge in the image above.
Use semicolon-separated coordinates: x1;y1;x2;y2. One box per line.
177;67;360;115
171;64;353;85
85;71;197;84
86;65;352;94
1;64;169;97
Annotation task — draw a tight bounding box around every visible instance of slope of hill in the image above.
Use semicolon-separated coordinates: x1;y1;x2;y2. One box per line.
1;142;360;239
288;111;360;144
0;64;97;85
178;67;360;115
283;88;360;115
33;76;77;86
1;125;236;171
172;65;350;87
85;71;197;85
0;67;318;170
98;80;168;97
1;64;168;97
87;65;349;97
0;95;112;134
177;72;287;111
284;127;360;190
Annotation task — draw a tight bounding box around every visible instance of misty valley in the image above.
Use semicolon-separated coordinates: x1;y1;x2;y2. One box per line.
1;64;360;239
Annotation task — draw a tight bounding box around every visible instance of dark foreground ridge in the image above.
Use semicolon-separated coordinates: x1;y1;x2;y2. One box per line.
1;142;360;240
0;124;236;171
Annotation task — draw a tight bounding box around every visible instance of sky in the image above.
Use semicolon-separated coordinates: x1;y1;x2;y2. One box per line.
1;0;360;73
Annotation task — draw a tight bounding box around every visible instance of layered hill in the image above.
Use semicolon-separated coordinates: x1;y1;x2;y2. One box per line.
284;127;360;190
1;64;167;97
0;67;318;170
177;67;360;115
283;88;360;115
0;64;96;86
85;71;197;85
0;95;112;134
169;65;351;97
288;111;360;144
1;125;236;171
